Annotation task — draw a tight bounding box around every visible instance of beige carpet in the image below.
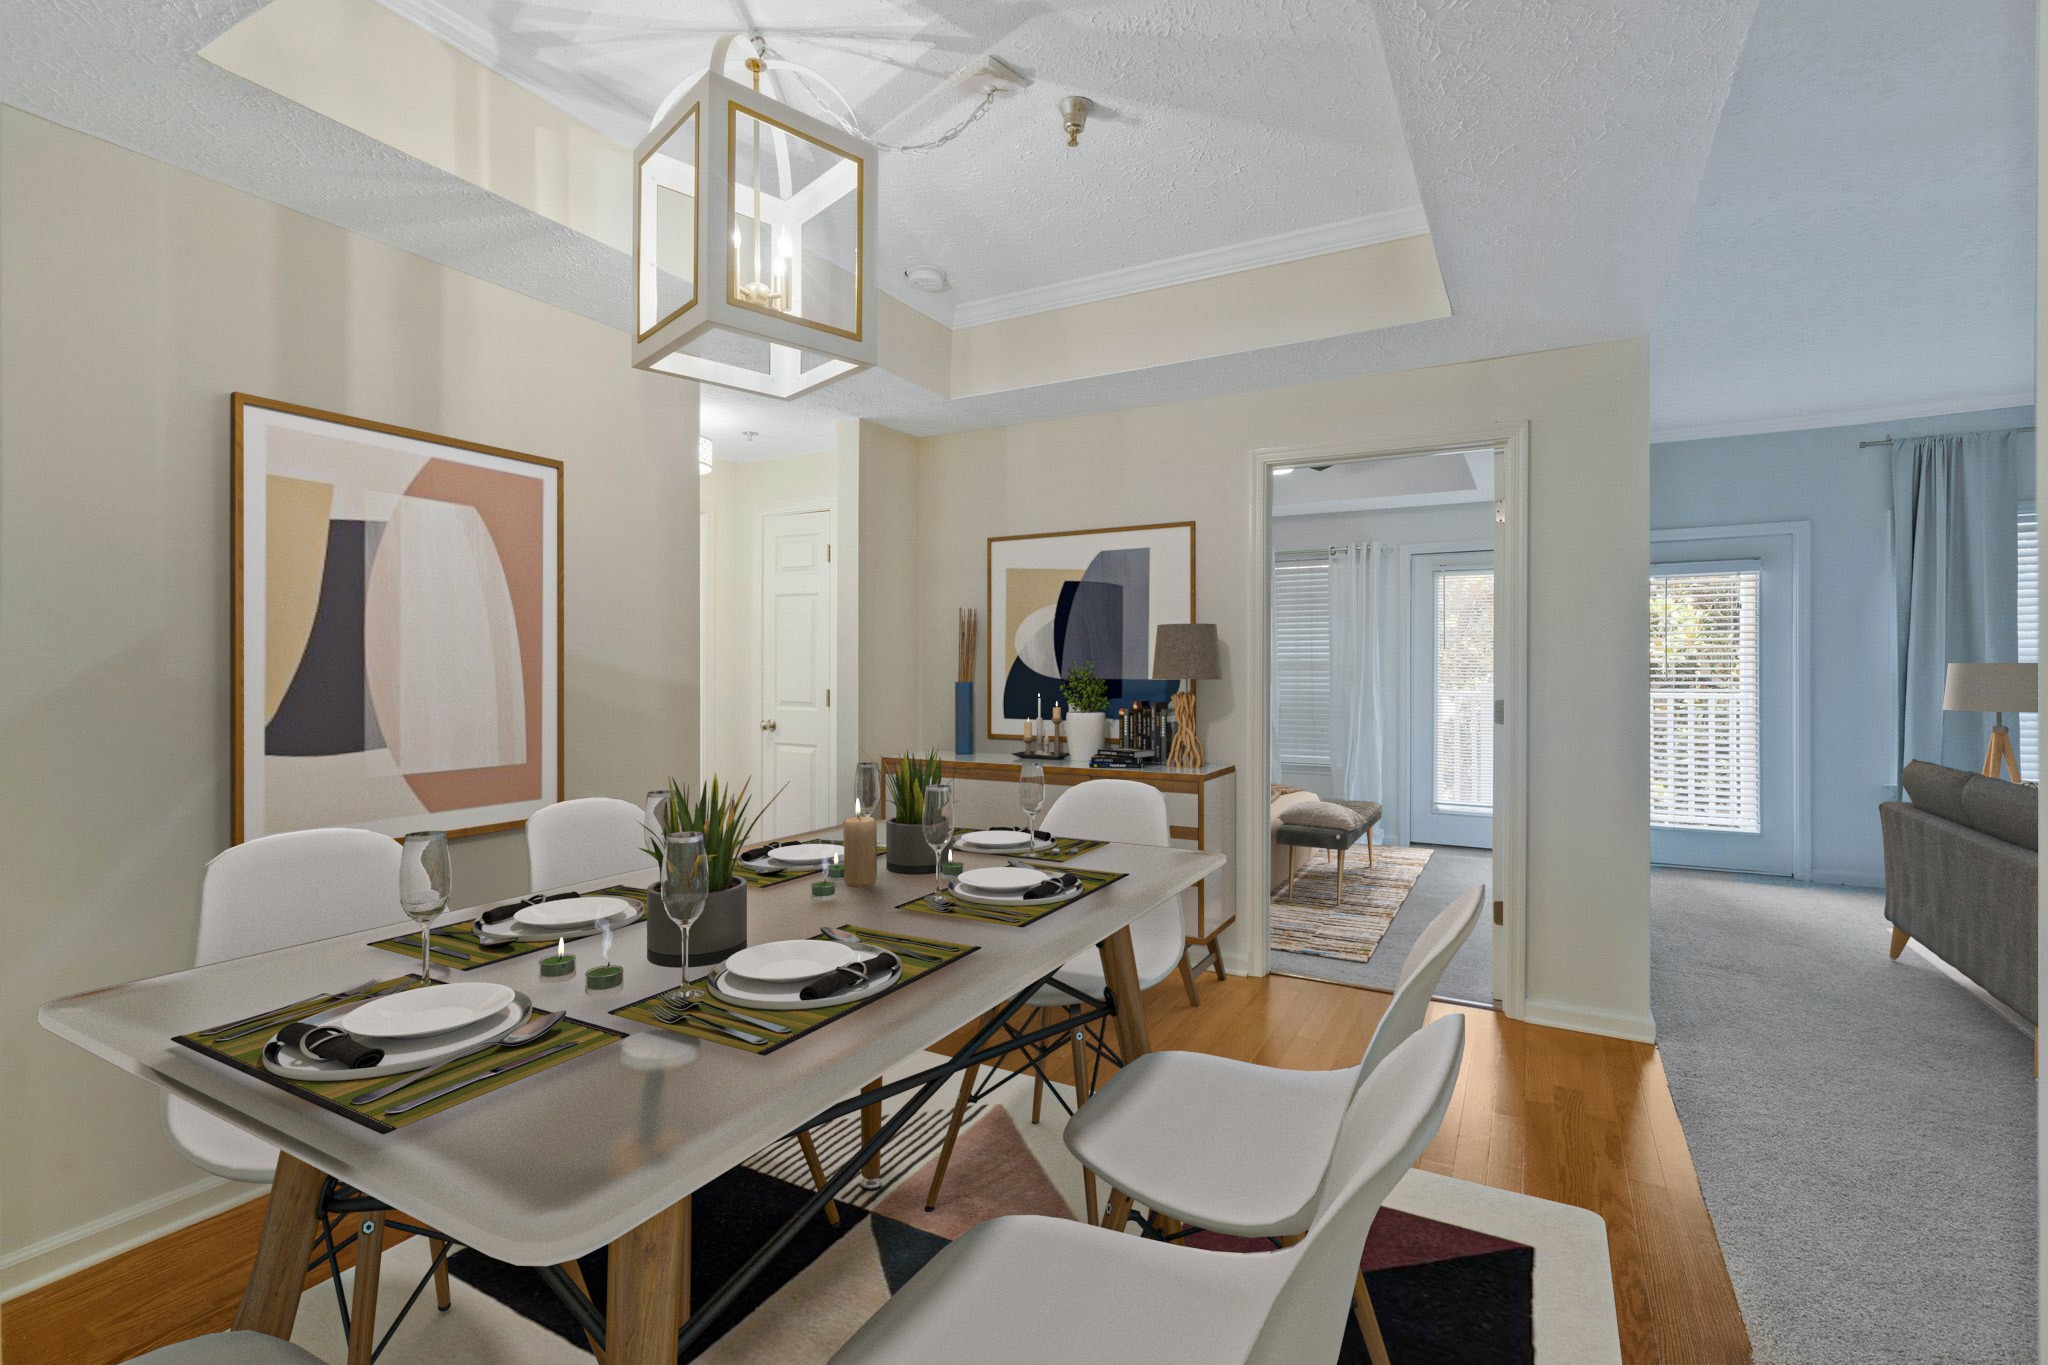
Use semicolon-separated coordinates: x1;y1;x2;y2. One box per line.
1268;844;1433;964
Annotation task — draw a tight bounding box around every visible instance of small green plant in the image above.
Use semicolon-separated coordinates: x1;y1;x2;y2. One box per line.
645;775;779;892
889;751;945;824
1062;661;1108;714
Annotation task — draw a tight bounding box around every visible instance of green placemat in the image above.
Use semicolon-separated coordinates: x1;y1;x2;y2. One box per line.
954;829;1108;865
175;976;622;1132
611;925;976;1055
734;840;885;889
896;867;1126;927
367;885;651;971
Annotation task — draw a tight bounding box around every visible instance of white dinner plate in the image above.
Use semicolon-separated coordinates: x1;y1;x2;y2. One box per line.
512;894;639;933
954;866;1048;896
264;994;530;1081
951;879;1084;910
711;960;901;1011
954;829;1042;852
724;939;859;983
763;842;843;869
340;981;517;1040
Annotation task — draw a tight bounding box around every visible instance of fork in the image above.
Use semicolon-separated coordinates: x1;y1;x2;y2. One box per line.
649;999;768;1046
212;978;411;1043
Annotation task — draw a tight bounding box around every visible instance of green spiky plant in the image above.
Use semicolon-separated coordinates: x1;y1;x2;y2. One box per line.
1062;661;1109;714
645;775;780;892
889;751;945;825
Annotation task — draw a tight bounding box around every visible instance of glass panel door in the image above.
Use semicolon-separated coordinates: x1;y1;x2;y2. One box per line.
1409;550;1494;849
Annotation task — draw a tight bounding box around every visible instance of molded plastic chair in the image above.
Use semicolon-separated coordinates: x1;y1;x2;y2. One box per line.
525;796;653;892
1062;885;1484;1239
923;780;1199;1213
124;1331;324;1363
832;1015;1467;1365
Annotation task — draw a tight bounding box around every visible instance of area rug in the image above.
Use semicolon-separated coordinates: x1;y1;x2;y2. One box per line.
1269;844;1433;965
286;1051;1618;1364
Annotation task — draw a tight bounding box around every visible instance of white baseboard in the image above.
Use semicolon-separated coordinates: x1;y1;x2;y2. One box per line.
1520;997;1658;1044
1904;941;2034;1038
0;1175;264;1302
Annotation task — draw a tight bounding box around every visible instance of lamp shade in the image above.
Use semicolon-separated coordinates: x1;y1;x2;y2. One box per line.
1942;662;2038;714
1153;624;1221;681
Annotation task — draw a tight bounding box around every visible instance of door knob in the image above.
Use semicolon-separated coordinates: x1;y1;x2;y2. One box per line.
760;719;778;731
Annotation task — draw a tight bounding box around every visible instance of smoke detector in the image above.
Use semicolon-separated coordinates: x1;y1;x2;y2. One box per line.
902;266;950;293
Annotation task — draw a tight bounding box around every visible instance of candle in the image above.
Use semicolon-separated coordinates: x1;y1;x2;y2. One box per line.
811;880;836;898
827;851;845;879
586;963;623;990
540;935;576;978
842;814;877;888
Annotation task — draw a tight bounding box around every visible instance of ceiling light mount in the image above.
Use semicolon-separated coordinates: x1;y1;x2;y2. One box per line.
951;56;1030;101
902;265;949;293
1058;96;1093;149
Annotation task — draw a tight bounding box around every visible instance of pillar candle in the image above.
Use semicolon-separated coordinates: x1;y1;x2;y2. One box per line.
842;814;878;887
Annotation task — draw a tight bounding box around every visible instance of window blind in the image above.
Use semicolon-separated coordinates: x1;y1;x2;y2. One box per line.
1273;555;1332;767
2019;504;2038;782
1433;569;1494;814
1649;567;1762;833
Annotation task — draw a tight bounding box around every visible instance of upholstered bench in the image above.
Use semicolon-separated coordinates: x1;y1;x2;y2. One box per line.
1275;800;1382;900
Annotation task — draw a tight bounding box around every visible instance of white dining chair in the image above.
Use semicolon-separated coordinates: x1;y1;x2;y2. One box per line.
525;795;654;892
922;779;1199;1215
123;1330;324;1363
833;1014;1466;1365
160;827;450;1358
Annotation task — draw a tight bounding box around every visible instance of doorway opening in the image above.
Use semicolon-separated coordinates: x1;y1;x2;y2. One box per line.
1260;442;1522;1009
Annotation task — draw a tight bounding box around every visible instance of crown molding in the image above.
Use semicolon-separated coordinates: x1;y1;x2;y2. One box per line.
947;207;1431;329
1651;390;2036;445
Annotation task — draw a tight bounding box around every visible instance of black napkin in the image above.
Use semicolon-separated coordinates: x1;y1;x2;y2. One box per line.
276;1022;385;1068
479;889;580;926
1022;872;1083;900
800;951;899;1000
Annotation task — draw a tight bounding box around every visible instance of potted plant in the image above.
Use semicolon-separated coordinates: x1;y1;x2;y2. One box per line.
644;775;775;972
1062;662;1110;765
887;751;945;872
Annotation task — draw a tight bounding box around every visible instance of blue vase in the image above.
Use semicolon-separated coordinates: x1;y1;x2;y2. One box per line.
955;680;974;756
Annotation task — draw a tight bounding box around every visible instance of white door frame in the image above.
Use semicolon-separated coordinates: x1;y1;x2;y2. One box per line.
752;499;838;831
1245;426;1531;1020
1650;520;1811;881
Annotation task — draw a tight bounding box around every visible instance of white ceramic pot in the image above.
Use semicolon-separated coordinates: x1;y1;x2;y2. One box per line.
1067;710;1106;766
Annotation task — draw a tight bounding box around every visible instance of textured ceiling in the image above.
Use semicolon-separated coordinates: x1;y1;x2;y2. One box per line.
374;0;1424;313
1650;0;2036;438
1;0;1761;442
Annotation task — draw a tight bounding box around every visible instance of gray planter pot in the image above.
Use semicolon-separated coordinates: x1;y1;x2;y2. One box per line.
646;879;748;974
886;820;936;874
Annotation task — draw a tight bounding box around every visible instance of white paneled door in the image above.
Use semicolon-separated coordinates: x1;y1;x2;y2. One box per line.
757;508;835;841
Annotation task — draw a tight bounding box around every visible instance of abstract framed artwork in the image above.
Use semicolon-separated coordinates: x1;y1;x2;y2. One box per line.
986;522;1195;740
232;395;563;843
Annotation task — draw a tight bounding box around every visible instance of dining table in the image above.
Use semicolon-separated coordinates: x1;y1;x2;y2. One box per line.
39;831;1224;1364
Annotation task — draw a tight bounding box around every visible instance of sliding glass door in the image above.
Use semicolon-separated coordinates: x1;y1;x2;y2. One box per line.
1408;550;1494;849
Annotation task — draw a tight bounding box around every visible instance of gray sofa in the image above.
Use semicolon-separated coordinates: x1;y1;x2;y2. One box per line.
1879;761;2037;1026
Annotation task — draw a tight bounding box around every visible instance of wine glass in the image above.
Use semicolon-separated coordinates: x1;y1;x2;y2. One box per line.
399;832;451;984
922;782;953;901
644;788;671;848
1019;763;1047;847
853;761;882;820
662;831;710;985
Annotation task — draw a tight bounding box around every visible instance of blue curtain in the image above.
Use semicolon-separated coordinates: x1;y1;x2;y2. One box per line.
1891;431;2023;773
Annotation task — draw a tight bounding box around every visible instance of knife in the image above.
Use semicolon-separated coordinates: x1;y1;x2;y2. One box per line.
381;1042;578;1117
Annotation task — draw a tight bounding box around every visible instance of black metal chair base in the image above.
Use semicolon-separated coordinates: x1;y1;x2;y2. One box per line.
309;1178;457;1362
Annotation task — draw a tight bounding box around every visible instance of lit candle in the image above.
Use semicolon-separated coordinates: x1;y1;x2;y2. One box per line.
541;935;576;978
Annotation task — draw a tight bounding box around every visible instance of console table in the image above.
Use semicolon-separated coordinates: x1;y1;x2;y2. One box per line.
884;753;1239;984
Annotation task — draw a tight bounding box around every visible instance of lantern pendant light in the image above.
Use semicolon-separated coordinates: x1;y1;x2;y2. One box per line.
633;34;879;398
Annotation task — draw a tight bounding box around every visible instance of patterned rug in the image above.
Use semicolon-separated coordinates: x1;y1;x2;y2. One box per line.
283;1049;1619;1363
1269;844;1434;964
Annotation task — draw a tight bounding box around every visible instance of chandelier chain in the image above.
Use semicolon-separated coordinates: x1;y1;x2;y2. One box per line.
757;40;1000;154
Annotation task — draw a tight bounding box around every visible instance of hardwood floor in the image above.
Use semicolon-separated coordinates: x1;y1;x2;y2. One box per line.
3;972;1751;1364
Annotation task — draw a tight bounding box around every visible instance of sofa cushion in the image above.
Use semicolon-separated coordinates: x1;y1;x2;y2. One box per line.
1281;800;1372;833
1961;775;2038;850
1901;760;1972;825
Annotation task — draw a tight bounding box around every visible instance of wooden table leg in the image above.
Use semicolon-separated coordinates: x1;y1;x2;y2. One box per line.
607;1198;689;1365
1096;924;1153;1061
233;1152;328;1338
859;1078;884;1179
430;1238;452;1310
347;1212;386;1365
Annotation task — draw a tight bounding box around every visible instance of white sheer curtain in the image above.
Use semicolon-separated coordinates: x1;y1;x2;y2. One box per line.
1328;542;1395;829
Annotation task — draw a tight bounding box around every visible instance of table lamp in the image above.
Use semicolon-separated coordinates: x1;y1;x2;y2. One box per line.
1154;624;1221;767
1942;662;2037;780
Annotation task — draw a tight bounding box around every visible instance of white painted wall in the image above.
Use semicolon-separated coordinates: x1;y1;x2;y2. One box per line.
1651;404;2034;887
906;339;1653;1041
0;108;700;1292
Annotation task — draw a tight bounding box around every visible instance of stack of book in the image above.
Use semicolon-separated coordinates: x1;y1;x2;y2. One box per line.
1089;750;1154;770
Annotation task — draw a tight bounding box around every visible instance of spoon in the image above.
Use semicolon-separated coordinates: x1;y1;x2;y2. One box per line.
349;1009;565;1107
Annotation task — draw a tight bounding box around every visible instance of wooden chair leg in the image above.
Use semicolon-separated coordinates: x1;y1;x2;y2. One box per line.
1889;925;1908;960
1176;951;1202;1007
1366;825;1374;867
1336;847;1345;901
1102;1189;1133;1232
796;1130;842;1226
430;1237;452;1310
557;1260;607;1363
1081;1167;1098;1226
346;1213;386;1365
860;1078;884;1180
1353;1270;1393;1365
924;1061;980;1211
